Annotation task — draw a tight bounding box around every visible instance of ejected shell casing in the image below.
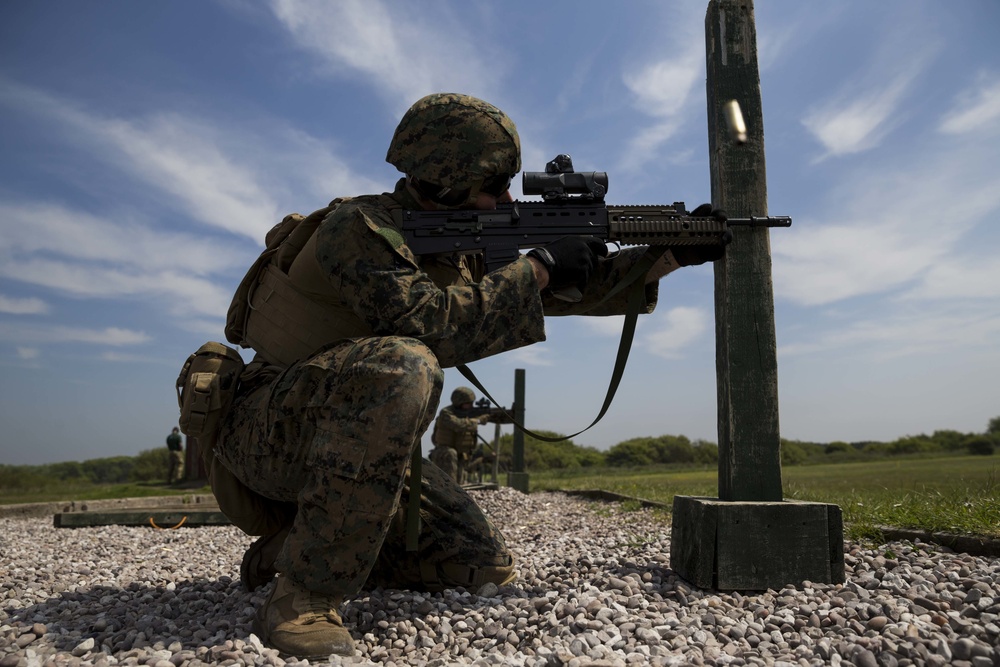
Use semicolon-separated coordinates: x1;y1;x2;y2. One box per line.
724;100;748;144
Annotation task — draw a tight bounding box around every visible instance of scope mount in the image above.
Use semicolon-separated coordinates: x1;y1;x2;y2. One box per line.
522;154;608;203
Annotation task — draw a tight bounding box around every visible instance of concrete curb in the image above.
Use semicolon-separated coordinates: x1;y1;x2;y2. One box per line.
0;494;218;520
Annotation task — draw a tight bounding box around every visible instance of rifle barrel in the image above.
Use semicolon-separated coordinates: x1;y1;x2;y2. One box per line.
726;216;792;227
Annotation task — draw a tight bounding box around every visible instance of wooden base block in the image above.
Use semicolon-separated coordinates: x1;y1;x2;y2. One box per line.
670;496;844;590
54;505;230;528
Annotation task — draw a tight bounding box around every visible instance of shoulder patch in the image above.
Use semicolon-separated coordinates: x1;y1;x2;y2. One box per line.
375;226;406;250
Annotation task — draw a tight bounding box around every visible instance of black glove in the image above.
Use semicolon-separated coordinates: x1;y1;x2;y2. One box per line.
527;236;609;291
672;203;731;266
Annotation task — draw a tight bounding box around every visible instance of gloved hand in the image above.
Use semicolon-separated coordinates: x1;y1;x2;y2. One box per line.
671;203;731;266
527;236;609;291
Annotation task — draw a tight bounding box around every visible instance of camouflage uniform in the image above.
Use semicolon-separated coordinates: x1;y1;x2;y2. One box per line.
431;389;485;484
428;439;459;482
215;93;662;603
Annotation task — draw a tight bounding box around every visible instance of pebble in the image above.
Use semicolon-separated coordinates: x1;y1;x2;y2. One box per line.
1;488;999;666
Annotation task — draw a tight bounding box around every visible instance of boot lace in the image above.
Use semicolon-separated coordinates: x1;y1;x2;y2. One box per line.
303;591;341;624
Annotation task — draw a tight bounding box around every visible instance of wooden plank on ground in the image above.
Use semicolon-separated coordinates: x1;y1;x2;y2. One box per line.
54;506;230;528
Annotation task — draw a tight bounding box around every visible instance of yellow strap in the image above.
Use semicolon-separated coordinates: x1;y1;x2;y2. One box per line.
149;516;188;530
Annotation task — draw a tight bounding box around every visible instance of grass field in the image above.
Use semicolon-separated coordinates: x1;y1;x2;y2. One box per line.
3;455;996;544
0;481;211;507
532;454;1000;542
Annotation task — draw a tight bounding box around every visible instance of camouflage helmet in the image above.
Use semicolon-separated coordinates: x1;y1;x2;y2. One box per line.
451;386;476;406
386;93;521;196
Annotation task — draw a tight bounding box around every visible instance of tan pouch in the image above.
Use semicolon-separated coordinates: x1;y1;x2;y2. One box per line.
175;341;245;455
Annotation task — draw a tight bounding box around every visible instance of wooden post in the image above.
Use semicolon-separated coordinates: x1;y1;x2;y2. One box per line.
707;0;782;502
669;0;844;590
507;368;529;493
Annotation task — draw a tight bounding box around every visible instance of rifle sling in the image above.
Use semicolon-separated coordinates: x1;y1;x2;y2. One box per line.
458;245;666;443
406;246;665;550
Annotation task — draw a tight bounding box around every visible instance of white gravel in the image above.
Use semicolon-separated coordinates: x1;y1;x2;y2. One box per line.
1;487;998;667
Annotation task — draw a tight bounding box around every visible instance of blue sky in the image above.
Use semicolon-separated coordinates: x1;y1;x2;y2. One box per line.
1;1;998;466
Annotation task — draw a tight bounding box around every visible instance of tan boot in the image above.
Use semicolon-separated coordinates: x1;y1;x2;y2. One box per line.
252;575;355;658
240;526;291;592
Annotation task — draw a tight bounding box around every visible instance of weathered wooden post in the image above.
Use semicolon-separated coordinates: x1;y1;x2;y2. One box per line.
670;0;844;590
507;368;530;493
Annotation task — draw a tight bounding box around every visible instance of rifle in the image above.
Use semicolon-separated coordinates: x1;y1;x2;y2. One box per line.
394;154;791;440
454;397;514;425
394;154;791;282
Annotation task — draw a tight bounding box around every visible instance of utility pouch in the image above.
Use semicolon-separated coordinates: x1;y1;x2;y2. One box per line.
175;341;245;459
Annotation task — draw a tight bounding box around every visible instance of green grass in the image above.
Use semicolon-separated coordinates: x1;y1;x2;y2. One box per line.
4;454;996;544
532;455;1000;542
0;481;211;506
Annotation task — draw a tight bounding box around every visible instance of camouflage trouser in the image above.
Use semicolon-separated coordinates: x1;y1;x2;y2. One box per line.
167;450;185;484
428;445;458;482
216;336;514;598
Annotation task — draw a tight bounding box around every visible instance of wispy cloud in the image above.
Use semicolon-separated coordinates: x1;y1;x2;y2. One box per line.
0;79;381;245
268;0;498;112
16;347;40;360
580;305;709;360
101;351;170;363
0;324;150;346
801;24;939;160
0;79;388;341
642;306;709;360
802;71;917;159
0;202;244;318
503;343;555;368
0;80;279;242
939;71;1000;135
620;43;703;171
904;257;1000;301
0;294;49;315
780;304;1000;360
772;133;1000;306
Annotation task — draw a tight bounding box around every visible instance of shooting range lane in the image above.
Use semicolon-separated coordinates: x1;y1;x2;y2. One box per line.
2;488;998;665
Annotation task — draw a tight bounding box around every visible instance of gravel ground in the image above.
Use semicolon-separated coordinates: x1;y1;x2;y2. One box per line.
1;488;998;667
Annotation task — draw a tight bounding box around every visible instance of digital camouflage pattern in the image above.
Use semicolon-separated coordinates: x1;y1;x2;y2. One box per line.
450;386;476;406
217;335;514;597
215;181;664;599
432;405;484;485
434;406;482;455
214;89;666;602
428;444;458;482
310;185;548;368
386;93;521;192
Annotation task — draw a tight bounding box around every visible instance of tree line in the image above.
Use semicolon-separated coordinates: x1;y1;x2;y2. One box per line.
489;416;999;471
1;417;996;492
0;447;173;494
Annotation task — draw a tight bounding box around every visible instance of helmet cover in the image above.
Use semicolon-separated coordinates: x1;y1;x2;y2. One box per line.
386;93;521;192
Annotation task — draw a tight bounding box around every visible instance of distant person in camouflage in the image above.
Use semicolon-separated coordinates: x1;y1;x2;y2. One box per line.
213;92;725;659
430;387;490;484
165;426;184;485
